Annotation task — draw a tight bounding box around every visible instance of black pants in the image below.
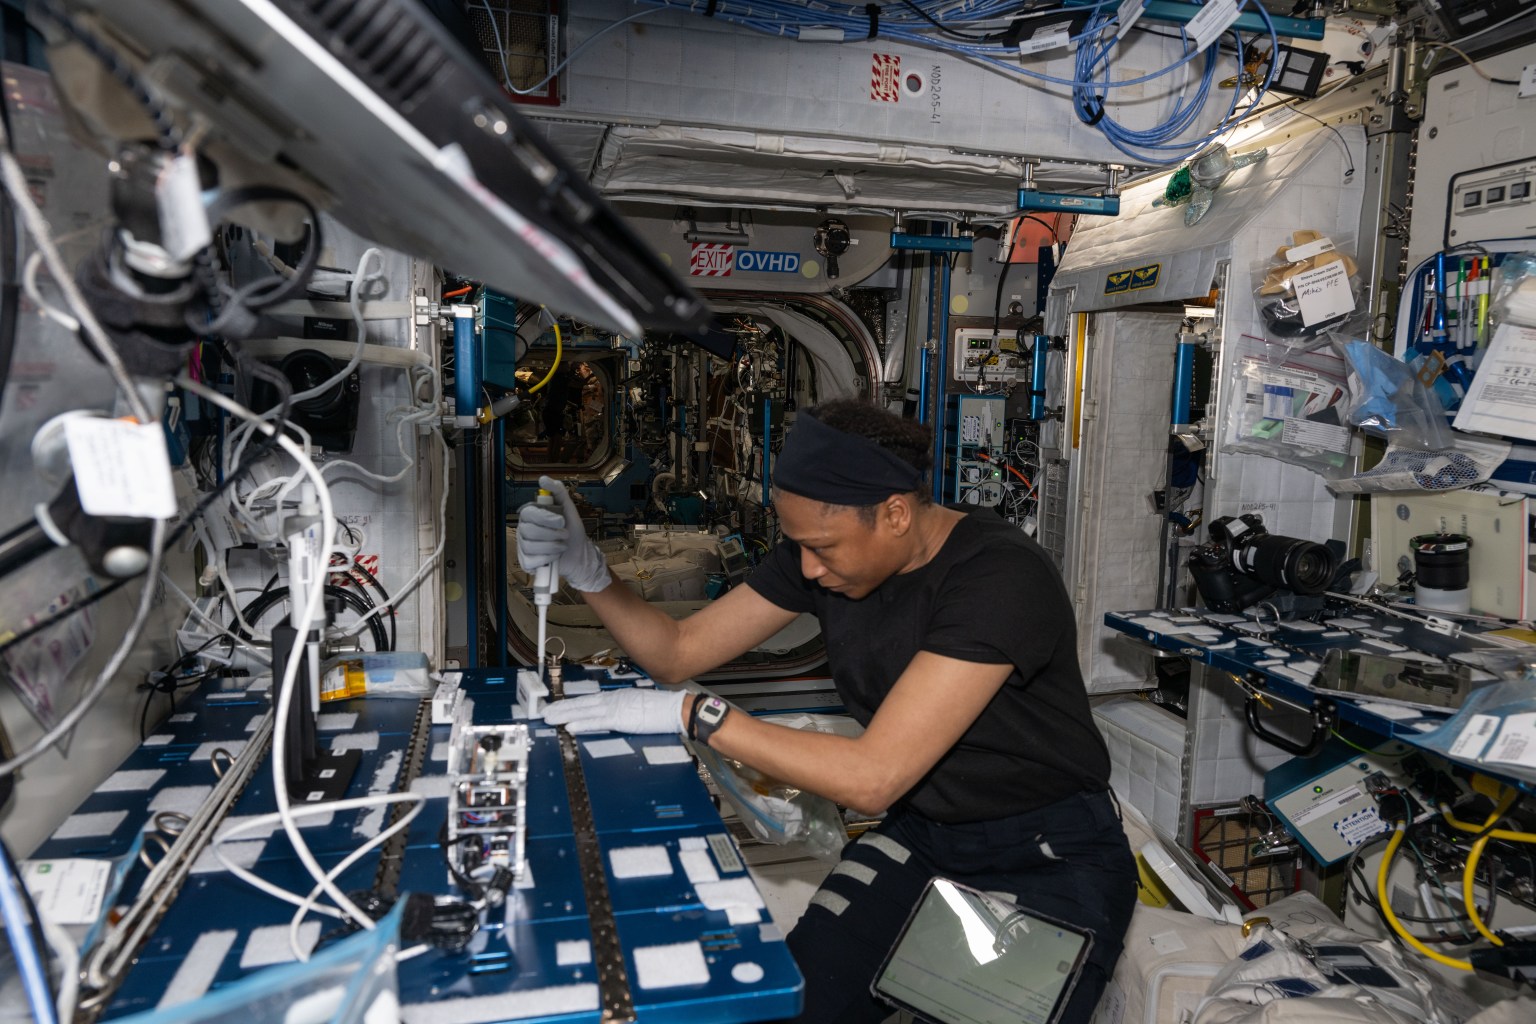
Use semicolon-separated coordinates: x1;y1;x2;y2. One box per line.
779;789;1138;1024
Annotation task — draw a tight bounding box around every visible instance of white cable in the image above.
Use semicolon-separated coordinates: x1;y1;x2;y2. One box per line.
177;377;377;933
40;912;79;1023
193;522;271;642
286;794;426;961
22;250;79;331
159;570;274;665
1448;7;1536;46
320;363;441;484
0;115;151;424
0;518;167;779
210;792;424;932
334;430;451;641
225;247;385;480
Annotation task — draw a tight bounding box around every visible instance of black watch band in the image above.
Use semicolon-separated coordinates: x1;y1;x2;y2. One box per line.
693;696;730;747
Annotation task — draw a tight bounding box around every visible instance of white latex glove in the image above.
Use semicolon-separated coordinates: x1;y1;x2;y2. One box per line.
514;475;612;593
542;688;687;735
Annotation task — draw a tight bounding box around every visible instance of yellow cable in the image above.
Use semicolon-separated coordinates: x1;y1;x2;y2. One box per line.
1464;834;1502;946
1441;787;1517;834
526;317;562;395
1458;791;1512;946
1377;825;1474;971
1483;827;1536;843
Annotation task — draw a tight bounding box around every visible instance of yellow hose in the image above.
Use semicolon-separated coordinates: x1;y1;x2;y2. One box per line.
1464;834;1501;946
1377;825;1474;971
527;317;562;395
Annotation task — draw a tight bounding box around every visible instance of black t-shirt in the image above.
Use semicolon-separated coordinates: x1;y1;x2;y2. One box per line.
746;509;1110;823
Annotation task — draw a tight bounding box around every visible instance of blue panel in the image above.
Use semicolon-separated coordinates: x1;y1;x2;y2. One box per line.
78;667;800;1023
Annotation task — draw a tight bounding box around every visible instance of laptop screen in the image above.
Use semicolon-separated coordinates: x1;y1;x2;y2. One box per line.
872;879;1093;1024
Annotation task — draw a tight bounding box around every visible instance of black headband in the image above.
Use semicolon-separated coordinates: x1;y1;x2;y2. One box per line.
772;410;924;505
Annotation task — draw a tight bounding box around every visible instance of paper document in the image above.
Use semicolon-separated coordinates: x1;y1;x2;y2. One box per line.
1454;323;1536;441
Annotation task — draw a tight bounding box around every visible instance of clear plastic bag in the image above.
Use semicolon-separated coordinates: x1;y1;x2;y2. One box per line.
1491;251;1536;327
1339;338;1452;450
1223;333;1357;476
1252;231;1366;343
691;712;858;862
1328;433;1509;494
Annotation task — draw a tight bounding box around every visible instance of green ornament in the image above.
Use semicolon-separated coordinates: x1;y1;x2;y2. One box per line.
1163;166;1193;205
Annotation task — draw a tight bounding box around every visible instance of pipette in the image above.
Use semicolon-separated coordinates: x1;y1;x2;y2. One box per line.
532;489;560;686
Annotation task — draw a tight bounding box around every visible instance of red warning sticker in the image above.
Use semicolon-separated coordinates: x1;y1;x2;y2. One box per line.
689;242;735;277
871;53;901;102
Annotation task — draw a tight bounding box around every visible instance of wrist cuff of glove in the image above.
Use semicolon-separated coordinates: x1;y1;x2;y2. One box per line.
571;566;613;593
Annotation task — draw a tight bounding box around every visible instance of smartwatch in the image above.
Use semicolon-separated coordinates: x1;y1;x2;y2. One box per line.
692;696;731;747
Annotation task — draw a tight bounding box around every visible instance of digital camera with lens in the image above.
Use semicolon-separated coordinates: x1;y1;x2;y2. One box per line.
1188;513;1340;613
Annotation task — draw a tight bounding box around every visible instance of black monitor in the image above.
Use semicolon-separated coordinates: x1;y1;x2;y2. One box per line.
56;0;709;337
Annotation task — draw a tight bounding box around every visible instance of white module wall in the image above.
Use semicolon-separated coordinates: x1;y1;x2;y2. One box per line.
221;220;447;669
1070;311;1181;693
530;1;1258;213
1406;39;1536;270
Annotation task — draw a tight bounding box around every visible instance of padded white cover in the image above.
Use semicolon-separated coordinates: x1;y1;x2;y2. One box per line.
1094;699;1186;839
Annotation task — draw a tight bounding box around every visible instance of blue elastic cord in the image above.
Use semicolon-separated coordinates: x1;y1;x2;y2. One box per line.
0;838;59;1024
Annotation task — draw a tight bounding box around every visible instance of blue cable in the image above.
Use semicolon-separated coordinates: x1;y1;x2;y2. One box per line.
631;0;1279;165
0;837;59;1024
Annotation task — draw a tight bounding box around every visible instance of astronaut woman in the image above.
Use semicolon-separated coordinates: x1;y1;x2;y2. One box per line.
517;398;1137;1023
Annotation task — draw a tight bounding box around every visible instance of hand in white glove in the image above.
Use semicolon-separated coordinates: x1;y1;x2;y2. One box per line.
515;475;612;593
542;688;687;735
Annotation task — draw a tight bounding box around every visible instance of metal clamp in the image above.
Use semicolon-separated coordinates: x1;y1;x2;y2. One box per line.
1243;693;1336;757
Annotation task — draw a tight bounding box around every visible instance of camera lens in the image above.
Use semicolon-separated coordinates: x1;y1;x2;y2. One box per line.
1237;534;1337;595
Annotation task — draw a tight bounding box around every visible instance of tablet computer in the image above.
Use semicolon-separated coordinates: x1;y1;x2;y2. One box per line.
871;878;1094;1024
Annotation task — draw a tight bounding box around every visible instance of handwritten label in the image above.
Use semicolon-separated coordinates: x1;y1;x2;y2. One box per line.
1293;261;1354;327
63;418;177;519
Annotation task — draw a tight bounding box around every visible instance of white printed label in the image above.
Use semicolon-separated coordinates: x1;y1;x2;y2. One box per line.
1286;236;1337;263
1336;808;1389;847
1019;29;1070;55
1117;0;1147;36
1484;713;1536;768
1290;785;1366;827
63;418;177;519
1261;105;1298;130
1282;417;1353;454
23;858;111;925
1186;0;1243;49
1450;714;1501;760
1293;261;1355;327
